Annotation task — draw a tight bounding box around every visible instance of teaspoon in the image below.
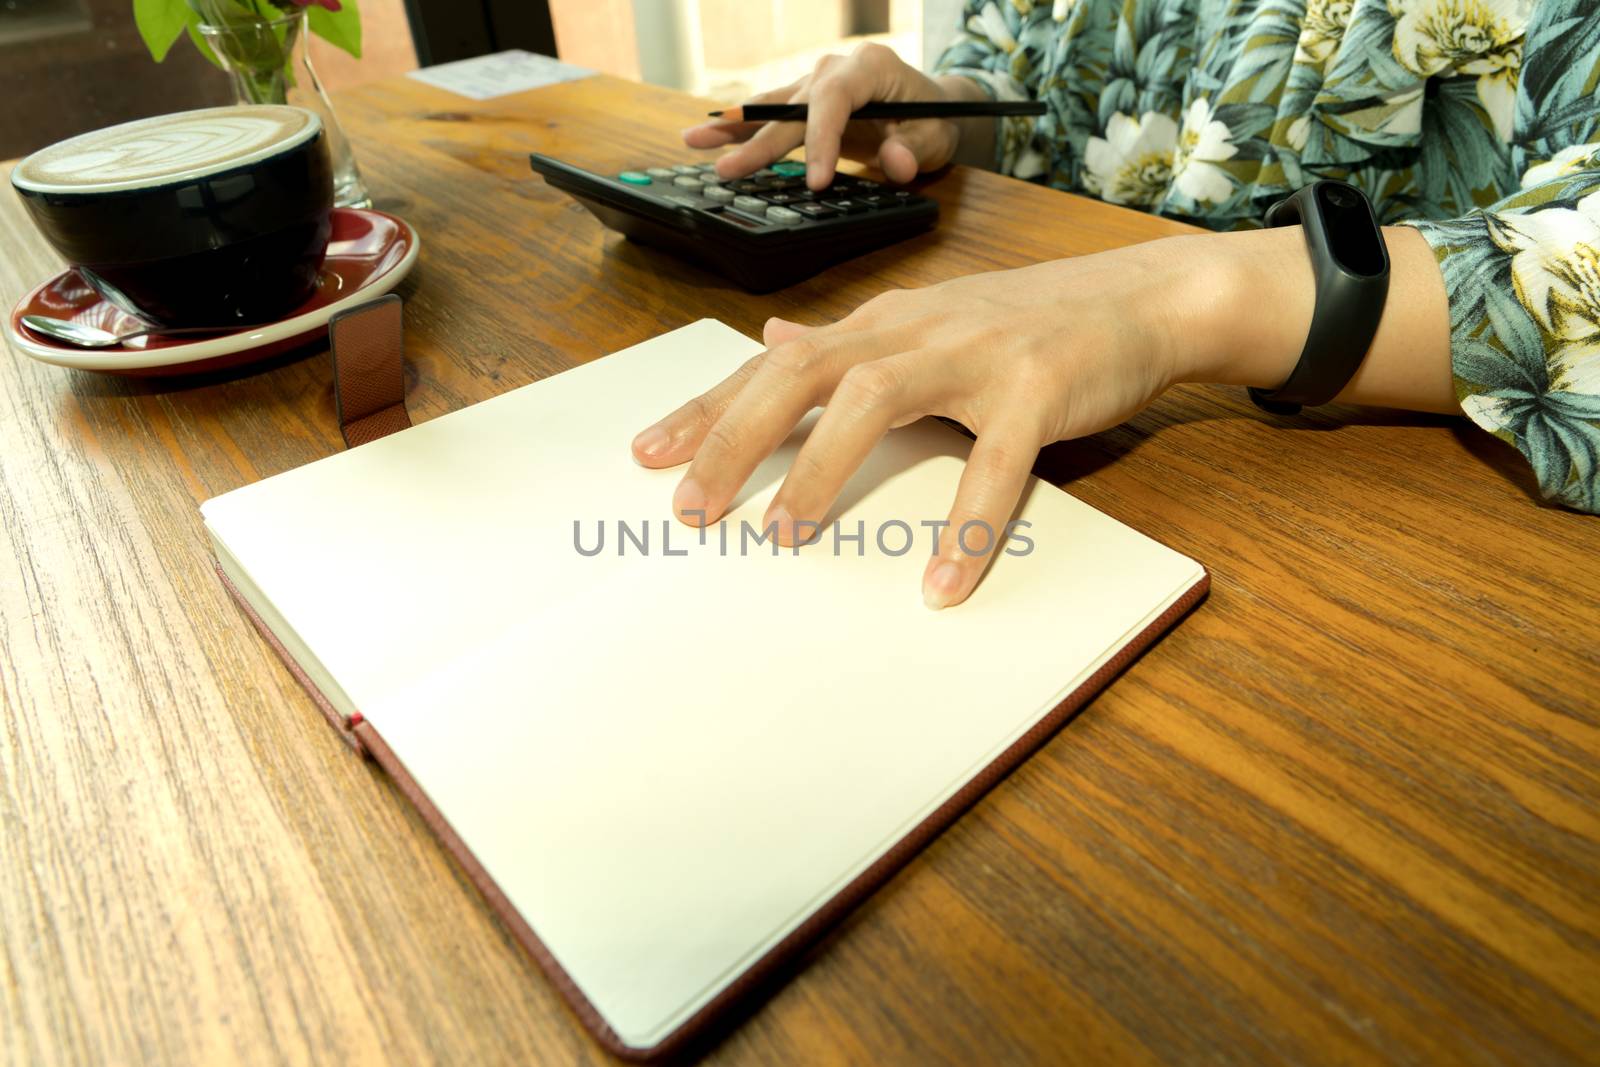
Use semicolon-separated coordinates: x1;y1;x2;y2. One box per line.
21;314;236;348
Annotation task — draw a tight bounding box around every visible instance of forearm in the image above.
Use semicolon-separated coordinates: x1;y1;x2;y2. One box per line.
934;74;997;171
1171;225;1457;414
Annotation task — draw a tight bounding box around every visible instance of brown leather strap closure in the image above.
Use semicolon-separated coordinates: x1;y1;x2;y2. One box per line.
330;294;411;448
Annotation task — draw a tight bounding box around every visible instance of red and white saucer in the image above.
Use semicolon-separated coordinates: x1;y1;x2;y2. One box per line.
5;207;419;376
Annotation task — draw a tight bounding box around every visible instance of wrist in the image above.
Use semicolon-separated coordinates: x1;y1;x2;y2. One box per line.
1164;228;1315;390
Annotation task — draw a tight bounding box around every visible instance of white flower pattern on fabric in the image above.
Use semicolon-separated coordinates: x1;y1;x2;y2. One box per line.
1336;83;1427;139
1171;97;1239;206
1295;0;1354;70
1389;0;1532;140
973;2;1018;52
1490;191;1600;344
1082;111;1179;206
1522;143;1600;189
932;0;1600;511
1286;114;1312;152
1487;190;1600;393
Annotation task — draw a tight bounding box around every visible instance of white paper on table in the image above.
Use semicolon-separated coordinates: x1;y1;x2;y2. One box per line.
406;50;595;101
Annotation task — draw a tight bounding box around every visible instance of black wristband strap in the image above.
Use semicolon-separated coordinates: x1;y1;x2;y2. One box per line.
1248;180;1390;415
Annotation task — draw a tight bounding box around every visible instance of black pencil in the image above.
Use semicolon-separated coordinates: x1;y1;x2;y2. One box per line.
708;101;1047;122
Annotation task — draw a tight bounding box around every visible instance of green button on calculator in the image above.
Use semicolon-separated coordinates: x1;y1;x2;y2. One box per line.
772;161;806;177
618;171;652;185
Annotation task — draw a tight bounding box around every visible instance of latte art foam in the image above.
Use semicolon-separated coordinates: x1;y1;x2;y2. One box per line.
13;106;319;194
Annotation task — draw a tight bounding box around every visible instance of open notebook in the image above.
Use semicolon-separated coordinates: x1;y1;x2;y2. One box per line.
202;319;1208;1059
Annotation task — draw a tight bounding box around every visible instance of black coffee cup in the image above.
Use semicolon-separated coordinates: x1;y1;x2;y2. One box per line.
11;105;334;328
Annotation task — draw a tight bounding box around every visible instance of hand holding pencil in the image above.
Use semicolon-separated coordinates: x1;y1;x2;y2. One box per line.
683;42;1033;191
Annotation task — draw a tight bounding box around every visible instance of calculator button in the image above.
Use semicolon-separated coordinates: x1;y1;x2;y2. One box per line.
703;185;736;203
760;191;799;204
672;164;700;174
730;180;764;194
646;167;676;179
695;162;718;172
772;161;807;177
673;175;705;190
755;176;802;190
732;195;768;215
853;179;881;190
618;171;652;185
793;202;837;218
753;167;778;177
821;198;866;214
766;205;802;223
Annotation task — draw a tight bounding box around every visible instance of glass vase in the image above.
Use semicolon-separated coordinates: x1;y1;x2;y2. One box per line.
197;10;371;208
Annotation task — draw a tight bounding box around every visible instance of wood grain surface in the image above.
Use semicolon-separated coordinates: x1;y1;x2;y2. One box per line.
2;73;1597;1067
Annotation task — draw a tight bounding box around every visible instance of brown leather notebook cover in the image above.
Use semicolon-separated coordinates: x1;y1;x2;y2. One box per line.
215;560;1207;1060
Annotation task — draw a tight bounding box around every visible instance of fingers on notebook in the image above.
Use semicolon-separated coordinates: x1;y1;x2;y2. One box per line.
672;332;852;526
762;316;811;347
634;314;1033;609
631;355;763;468
761;354;924;546
630;319;811;470
922;421;1039;610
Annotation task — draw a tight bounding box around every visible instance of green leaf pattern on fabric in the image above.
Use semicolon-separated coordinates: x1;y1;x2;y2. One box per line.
935;0;1600;511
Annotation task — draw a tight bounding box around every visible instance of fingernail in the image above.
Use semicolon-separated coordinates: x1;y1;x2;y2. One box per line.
674;478;708;524
633;424;670;457
923;561;964;610
764;503;793;544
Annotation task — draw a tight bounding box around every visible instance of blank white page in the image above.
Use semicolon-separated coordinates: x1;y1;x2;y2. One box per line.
202;319;1204;1051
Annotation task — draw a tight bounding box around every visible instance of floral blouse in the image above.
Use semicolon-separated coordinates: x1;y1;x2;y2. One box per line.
935;0;1600;512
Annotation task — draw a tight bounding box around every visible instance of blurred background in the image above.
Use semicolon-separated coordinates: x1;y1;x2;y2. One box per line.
0;0;967;160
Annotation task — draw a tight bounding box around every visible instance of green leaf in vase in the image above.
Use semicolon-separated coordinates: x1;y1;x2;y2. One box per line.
308;0;362;60
133;0;190;61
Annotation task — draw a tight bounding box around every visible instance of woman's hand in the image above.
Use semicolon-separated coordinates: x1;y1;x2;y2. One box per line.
630;237;1237;609
626;222;1456;609
683;42;987;190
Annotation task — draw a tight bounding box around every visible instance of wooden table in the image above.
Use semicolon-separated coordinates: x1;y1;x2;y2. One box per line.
3;73;1597;1066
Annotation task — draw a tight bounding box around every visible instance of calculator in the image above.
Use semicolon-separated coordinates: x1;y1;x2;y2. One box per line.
528;153;938;292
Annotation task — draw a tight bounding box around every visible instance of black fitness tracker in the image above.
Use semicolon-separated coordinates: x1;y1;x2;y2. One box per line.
1249;179;1390;415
